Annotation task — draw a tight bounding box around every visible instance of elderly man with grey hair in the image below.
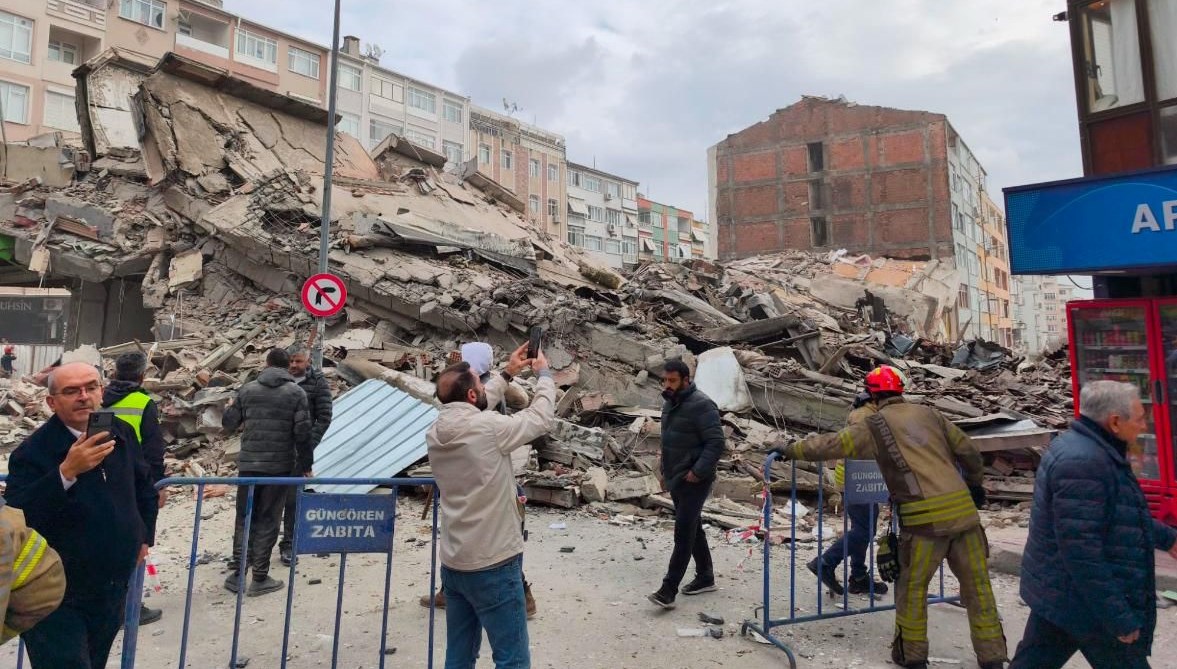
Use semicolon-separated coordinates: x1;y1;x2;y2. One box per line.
1011;380;1177;669
277;343;333;567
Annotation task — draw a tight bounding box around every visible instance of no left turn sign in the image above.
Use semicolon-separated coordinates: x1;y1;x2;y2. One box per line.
301;273;347;318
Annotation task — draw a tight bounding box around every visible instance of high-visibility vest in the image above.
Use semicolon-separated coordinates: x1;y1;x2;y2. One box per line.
109;390;152;443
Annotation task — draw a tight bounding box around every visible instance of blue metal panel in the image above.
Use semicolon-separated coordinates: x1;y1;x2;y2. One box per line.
294;493;396;554
311;379;438;494
1004;165;1177;275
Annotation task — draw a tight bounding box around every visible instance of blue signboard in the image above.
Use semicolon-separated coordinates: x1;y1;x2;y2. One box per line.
1004;165;1177;275
294;493;395;555
844;459;889;505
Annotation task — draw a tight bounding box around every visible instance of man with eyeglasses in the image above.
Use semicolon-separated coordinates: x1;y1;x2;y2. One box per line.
6;362;159;668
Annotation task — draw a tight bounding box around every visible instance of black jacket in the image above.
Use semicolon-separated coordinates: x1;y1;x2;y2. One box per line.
102;380;166;483
1021;417;1177;654
660;384;726;492
224;367;312;475
296;368;333;447
6;415;158;597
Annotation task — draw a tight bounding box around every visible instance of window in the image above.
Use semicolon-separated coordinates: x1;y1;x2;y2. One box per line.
0;81;28;124
587;205;605;222
807;142;824;172
547;198;558;216
568;171;581;187
404;128;435;149
529;159;540;178
622;240;638;256
1044;293;1056;301
236;28;277;67
650;212;662;228
958;285;970;309
1162;106;1177;165
0;11;32;63
338;63;362;91
372;77;396;99
443;100;462;124
653;242;663;257
337;112;360;138
501;150;513;170
811;216;828;247
407;87;436;114
443;140;462;166
1148;0;1177;101
369;118;401;145
584;236;604;251
1047;325;1059;333
478;144;491;165
288;46;320;79
568;226;585;247
606;209;623;226
43;91;78;132
1080;0;1144;112
583;176;601;193
605;239;621;254
548;164;559;182
48;39;78;65
638;211;650;225
606;182;620;198
529;195;540;215
119;0;165;29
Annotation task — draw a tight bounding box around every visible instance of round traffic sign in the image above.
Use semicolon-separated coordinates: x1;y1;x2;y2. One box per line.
301;273;348;318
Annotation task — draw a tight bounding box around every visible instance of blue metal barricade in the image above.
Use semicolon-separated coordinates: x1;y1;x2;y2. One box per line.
741;454;960;666
121;476;440;669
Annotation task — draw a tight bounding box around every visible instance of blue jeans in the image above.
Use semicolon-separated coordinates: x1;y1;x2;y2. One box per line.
820;503;879;580
442;555;530;669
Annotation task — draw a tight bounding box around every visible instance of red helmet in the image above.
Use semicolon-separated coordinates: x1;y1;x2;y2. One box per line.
865;365;905;394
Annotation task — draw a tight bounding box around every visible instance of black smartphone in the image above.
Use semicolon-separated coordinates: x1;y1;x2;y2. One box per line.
86;410;116;440
527;326;543;359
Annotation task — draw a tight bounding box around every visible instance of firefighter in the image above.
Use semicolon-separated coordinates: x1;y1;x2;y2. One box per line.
771;365;1007;669
0;499;65;644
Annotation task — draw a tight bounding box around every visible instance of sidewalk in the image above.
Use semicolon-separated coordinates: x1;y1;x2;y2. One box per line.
986;525;1177;591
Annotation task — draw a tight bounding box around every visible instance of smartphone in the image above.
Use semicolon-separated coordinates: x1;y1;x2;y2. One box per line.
527;326;543;359
86;410;116;440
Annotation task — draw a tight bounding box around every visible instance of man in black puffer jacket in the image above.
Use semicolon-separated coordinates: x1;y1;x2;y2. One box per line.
277;344;333;566
222;348;311;597
1011;380;1177;669
647;359;726;610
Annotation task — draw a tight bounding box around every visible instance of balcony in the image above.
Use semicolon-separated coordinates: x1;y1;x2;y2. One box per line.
176;32;229;59
175;13;231;62
45;0;107;33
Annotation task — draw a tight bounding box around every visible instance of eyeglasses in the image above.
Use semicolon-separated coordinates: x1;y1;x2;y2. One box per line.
55;382;101;398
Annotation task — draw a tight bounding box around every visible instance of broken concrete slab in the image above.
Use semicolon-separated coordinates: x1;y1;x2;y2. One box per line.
168;249;204;289
607;474;661;502
581;467;608;503
46;195;115;242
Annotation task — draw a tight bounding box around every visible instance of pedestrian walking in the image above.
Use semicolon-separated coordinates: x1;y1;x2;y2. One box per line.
277;344;333;567
429;342;554;669
1010;380;1177;669
222;348;311;597
772;365;1007;669
647;359;726;610
6;362;159;668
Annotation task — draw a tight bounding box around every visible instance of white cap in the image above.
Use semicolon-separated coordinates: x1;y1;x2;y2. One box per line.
460;342;494;376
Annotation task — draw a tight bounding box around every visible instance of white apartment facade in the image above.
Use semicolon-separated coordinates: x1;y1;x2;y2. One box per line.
1015;274;1073;355
565;162;639;269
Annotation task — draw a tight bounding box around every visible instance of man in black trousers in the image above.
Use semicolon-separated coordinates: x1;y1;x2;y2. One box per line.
648;359;726;609
7;362;158;668
222;347;311;597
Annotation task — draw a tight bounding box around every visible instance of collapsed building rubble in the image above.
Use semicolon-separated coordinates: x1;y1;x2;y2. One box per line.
0;50;1074;536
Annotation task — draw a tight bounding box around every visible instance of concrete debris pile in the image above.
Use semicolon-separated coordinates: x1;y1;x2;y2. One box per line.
0;50;1071;528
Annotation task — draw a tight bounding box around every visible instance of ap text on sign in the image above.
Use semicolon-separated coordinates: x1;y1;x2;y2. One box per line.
844;459;889;505
294;493;395;554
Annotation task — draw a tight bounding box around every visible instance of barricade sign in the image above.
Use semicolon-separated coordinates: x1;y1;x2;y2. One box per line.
295;493;395;554
844;459;889;504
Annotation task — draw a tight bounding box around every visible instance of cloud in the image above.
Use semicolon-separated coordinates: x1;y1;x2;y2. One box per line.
225;0;1082;219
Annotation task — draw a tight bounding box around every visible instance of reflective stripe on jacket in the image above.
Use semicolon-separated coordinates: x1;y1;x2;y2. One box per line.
0;504;64;644
109;390;151;443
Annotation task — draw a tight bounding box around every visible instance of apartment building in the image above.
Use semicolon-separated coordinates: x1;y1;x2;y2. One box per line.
0;0;330;142
330;35;468;167
467;104;566;234
975;192;1014;347
565;162;638;269
637;197;710;264
708;95;1003;341
1015;274;1073;354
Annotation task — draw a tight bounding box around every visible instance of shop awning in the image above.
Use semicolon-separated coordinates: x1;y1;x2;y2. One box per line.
641;237;656;252
567;198;589;217
691;229;706;243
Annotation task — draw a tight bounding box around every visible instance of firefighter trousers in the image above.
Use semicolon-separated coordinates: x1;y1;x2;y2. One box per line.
892;525;1007;667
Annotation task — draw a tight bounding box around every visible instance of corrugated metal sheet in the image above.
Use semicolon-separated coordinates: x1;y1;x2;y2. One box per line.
5;345;64;377
312;379;438;494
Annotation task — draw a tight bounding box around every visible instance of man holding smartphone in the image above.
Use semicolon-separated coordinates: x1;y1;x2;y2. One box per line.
6;362;159;668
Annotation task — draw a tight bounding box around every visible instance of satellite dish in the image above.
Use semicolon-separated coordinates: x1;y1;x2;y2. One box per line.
363;43;384;62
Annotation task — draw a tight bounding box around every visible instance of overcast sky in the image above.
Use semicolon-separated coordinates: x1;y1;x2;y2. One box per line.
225;0;1081;224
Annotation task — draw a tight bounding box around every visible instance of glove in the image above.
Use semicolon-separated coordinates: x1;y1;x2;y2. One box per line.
876;530;900;582
851;391;872;409
969;484;987;509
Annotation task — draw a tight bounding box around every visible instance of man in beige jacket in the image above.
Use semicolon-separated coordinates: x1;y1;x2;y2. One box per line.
428;342;554;669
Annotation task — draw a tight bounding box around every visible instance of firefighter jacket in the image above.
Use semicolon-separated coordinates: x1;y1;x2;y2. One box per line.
783;396;984;537
0;500;65;644
834;403;877;488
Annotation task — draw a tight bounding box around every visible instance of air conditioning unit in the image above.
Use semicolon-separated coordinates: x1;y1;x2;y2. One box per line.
607;223;617;236
551;216;560;225
604;193;614;201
